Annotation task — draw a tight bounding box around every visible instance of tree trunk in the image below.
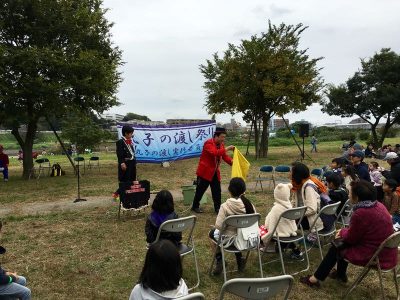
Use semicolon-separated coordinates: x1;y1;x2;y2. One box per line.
253;119;259;159
370;125;380;149
245;122;253;156
11;121;37;179
260;115;270;158
378;118;392;148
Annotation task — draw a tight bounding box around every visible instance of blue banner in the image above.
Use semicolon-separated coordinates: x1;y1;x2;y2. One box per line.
117;121;216;163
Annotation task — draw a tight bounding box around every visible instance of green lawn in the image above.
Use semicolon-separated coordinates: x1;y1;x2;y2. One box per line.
0;140;399;299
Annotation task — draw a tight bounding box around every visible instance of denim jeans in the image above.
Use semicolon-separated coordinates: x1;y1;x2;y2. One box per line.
0;276;31;300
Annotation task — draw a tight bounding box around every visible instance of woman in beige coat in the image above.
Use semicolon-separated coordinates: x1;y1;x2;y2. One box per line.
209;177;256;276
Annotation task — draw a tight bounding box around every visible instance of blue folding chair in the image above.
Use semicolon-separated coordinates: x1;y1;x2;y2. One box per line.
274;165;291;184
255;165;275;191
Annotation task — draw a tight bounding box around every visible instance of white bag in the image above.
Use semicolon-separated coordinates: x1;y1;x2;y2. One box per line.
234;222;260;251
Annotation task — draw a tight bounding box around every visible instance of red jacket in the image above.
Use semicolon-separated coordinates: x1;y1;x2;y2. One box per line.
340;201;397;270
196;138;232;182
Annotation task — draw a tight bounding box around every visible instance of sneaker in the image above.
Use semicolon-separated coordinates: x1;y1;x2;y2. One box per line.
300;275;320;288
289;250;304;261
4;179;8;182
329;269;348;283
191;207;204;213
237;258;246;273
213;261;223;276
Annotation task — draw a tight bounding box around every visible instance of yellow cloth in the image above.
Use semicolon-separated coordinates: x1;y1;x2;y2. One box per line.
231;148;250;181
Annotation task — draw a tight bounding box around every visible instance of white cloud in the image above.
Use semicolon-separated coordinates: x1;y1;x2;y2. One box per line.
103;0;400;125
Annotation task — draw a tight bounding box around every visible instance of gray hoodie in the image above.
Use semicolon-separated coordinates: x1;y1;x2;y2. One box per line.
129;279;188;300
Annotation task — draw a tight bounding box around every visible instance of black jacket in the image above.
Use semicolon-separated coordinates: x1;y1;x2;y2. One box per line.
329;188;348;215
145;212;182;245
116;138;135;164
382;158;400;184
354;162;370;181
0;267;16;285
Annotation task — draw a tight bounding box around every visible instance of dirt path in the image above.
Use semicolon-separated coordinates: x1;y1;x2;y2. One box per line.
0;181;270;217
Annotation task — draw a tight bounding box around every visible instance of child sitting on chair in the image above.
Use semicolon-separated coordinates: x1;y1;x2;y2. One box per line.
261;183;303;260
325;173;348;216
330;157;345;173
145;190;182;246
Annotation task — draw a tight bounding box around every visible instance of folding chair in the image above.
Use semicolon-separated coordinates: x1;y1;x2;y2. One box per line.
308;202;341;260
208;214;263;282
30;158;51;179
337;200;353;228
343;231;400;299
265;206;310;275
255;165;275;191
74;156;85;175
153;216;200;291
88;156;100;171
218;276;294;300
311;168;323;180
274;165;291;184
177;292;205;300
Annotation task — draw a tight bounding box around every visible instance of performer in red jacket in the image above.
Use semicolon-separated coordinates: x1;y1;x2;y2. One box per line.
191;127;234;213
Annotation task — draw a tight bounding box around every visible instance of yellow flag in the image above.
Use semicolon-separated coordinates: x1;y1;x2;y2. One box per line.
231;148;250;181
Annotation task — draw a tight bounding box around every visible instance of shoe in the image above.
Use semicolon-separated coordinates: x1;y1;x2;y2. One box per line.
300;275;320;288
4;179;8;182
237;257;246;273
213;261;223;276
289;250;304;261
191;207;204;213
329;269;348;283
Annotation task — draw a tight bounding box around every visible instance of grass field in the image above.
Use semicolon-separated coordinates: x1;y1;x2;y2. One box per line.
0;140;399;299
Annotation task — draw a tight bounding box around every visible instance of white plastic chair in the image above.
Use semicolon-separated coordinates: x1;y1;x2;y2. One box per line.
176;292;205;299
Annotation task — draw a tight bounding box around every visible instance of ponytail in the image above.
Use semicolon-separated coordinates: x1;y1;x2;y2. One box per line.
240;195;254;214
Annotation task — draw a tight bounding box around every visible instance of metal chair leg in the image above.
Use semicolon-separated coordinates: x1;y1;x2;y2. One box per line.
393;268;399;300
188;240;200;291
344;267;370;298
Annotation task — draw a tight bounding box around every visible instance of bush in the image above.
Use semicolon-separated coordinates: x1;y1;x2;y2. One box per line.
340;132;356;141
358;131;370;141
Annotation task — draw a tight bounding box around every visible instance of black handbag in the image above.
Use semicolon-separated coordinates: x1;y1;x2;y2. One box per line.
331;238;347;251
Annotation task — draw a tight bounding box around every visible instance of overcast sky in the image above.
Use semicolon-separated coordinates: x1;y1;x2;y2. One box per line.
102;0;400;125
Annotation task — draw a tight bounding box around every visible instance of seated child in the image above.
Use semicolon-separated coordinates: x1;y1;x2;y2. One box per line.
330;158;345;173
261;183;302;260
369;161;384;201
383;179;400;225
0;221;31;300
145;190;182;246
325;173;348;216
130;239;188;299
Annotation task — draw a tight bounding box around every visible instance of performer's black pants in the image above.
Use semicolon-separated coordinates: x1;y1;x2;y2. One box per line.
314;245;348;281
118;159;137;182
192;173;221;213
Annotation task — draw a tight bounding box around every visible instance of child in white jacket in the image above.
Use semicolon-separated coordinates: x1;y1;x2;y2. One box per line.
262;183;303;259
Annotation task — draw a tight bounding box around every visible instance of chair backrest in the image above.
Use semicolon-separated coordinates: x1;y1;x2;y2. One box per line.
260;165;274;173
36;158;49;164
319;201;341;216
280;206;307;222
155;216;196;245
219;276;294;300
336;199;350;219
223;214;260;229
74;156;85;162
90;156;99;161
367;231;400;269
311;168;323;177
275;165;290;173
176;292;205;300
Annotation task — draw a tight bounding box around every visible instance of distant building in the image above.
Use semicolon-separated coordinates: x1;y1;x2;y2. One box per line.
126;120;165;126
101;113;124;123
269;118;289;131
166;119;212;125
349;117;365;124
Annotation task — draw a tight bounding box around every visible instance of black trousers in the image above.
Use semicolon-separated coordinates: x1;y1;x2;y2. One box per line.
314;245;348;281
192;173;221;212
118;159;137;182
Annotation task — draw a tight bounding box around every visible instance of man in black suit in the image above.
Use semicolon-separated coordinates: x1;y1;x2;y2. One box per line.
116;125;136;182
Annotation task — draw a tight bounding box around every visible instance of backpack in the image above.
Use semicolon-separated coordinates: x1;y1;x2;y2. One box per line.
51;163;65;177
304;183;335;230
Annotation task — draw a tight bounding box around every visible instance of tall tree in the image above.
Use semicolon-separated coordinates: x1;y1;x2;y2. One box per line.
122;112;151;122
322;48;400;148
200;21;323;157
0;0;122;178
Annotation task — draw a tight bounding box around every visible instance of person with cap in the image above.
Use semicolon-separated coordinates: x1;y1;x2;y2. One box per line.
382;152;400;184
342;142;363;164
116;125;136;183
0;145;9;182
191;127;234;213
349;150;370;181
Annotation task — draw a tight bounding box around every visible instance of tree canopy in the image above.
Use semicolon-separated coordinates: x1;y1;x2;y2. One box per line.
322;48;400;148
0;0;122;177
122;112;151;122
200;21;323;157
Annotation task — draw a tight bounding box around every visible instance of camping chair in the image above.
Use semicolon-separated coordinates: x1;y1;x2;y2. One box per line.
307;202;341;260
74;156;85;175
343;231;400;299
336;199;352;228
265;206;310;275
274;165;291;184
88;156;100;171
255;165;275;191
218;276;294;300
153;216;200;291
29;158;51;179
208;214;263;282
311;168;324;180
177;292;205;300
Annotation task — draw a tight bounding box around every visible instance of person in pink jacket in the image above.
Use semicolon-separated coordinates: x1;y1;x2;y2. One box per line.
300;180;397;288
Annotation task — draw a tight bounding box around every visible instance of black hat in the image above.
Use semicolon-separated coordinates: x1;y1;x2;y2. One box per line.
122;125;134;136
215;127;227;134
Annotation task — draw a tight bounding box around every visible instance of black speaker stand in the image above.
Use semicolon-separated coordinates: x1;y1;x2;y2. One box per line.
74;160;86;203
